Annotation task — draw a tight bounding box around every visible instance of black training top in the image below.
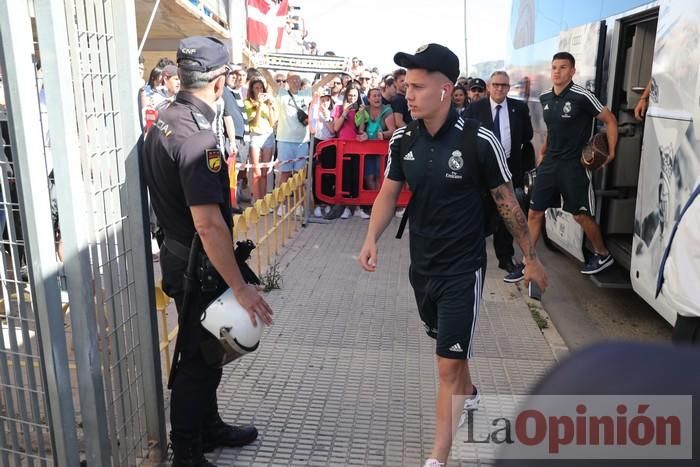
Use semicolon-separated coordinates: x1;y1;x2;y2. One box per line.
390;93;413;124
540;81;604;160
142;91;231;245
386;109;512;276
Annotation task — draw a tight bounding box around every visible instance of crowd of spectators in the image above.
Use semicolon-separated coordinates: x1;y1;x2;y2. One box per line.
137;52;495;221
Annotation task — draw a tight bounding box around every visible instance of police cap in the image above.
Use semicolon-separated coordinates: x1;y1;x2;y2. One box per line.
177;36;229;72
393;43;460;84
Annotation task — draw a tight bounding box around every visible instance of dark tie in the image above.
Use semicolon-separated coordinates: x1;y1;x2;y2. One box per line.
493;104;502;141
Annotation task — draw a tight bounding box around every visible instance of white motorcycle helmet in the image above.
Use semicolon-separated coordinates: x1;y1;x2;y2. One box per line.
200;288;264;367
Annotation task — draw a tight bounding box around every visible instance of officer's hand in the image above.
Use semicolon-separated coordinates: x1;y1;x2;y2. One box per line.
523;257;547;293
235;284;274;326
358;240;377;272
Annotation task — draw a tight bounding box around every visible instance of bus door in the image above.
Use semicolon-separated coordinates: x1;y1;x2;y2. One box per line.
630;0;700;325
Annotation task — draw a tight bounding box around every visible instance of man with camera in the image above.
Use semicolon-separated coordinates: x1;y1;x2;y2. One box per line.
259;69;338;186
142;36;273;466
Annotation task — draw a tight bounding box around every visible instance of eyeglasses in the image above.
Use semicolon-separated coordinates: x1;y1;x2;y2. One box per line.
491;83;510;89
359;77;371;81
277;79;287;83
332;81;342;85
210;70;231;82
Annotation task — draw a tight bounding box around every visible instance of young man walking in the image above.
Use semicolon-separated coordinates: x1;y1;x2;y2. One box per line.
358;44;547;467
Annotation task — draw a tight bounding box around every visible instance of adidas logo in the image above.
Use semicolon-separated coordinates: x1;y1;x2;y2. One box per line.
449;343;463;352
544;104;549;110
403;151;415;161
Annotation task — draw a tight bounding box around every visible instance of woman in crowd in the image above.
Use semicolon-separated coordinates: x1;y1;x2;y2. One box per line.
452;84;467;116
244;78;277;200
332;83;366;218
310;88;336;217
355;87;396;206
332;83;363;140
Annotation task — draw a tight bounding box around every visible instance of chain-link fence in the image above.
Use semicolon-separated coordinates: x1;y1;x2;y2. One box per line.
0;0;166;465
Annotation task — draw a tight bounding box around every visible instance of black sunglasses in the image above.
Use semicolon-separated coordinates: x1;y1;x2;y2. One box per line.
277;79;287;83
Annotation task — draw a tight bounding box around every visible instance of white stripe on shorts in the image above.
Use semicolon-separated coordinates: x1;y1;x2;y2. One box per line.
467;267;483;358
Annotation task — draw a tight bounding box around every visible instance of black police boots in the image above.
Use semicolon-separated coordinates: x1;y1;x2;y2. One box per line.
201;416;258;453
170;432;217;467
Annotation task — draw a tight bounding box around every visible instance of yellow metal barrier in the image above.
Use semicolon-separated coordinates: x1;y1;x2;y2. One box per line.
155;168;307;374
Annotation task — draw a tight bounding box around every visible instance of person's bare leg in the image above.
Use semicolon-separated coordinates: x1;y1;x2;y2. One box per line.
574;214;609;255
249;146;262;200
279;171;292;185
260;146;273;196
527;209;545;248
431;356;471;463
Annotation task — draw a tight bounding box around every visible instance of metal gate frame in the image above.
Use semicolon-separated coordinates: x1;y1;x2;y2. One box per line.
0;0;166;464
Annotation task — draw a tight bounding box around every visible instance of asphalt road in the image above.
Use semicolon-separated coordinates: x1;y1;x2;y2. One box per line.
533;243;672;350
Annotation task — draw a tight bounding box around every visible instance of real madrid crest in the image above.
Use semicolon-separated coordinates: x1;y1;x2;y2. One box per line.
563;101;572;114
415;44;429;54
448;150;464;171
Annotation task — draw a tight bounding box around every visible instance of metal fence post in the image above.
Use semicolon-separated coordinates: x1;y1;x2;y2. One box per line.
110;0;168;461
33;0;113;465
0;1;81;465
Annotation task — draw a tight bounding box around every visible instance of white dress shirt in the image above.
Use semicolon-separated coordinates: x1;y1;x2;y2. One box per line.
490;97;511;158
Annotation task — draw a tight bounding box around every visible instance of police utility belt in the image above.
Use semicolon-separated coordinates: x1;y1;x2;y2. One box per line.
163;236;261;371
163;237;222;293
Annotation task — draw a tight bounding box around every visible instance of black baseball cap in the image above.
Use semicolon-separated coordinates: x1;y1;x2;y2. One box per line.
177;36;229;72
393;43;460;83
470;78;486;90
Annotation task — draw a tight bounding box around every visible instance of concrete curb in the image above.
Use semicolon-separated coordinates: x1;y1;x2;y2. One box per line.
515;282;570;362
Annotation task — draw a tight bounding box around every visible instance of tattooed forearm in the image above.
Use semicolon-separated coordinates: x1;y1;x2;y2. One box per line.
491;183;537;260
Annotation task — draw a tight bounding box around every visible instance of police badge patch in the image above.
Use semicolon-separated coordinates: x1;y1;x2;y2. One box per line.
206;148;222;173
448;150;464;171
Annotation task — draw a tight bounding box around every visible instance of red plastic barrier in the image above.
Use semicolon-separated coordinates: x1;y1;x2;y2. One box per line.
314;139;411;207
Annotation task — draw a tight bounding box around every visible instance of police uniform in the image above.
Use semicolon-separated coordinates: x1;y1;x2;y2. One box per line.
531;81;605;215
142;36;256;466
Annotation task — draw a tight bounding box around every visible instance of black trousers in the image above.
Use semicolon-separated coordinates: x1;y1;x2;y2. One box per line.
160;246;224;437
492;217;515;263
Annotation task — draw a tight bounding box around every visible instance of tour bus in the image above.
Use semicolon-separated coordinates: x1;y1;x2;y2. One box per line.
505;0;700;325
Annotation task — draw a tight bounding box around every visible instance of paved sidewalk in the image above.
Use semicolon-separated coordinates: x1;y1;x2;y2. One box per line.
206;216;562;466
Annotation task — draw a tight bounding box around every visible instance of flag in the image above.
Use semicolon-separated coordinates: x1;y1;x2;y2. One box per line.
247;0;289;49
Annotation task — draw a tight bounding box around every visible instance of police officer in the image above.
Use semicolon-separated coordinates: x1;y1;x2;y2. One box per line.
142;36;273;467
357;43;547;467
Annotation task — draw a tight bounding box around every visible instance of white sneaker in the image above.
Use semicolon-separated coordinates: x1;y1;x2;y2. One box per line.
314;206;323;217
355;207;370;219
295;206;303;217
395;207;406;218
457;385;481;429
277;205;286;217
340;207;351;219
324;205;331;215
423;459;444;467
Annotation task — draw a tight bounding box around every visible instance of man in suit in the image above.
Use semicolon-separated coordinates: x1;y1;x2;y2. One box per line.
466;71;533;272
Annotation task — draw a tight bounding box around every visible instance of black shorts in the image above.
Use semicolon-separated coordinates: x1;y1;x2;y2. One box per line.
409;267;484;360
530;156;595;215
